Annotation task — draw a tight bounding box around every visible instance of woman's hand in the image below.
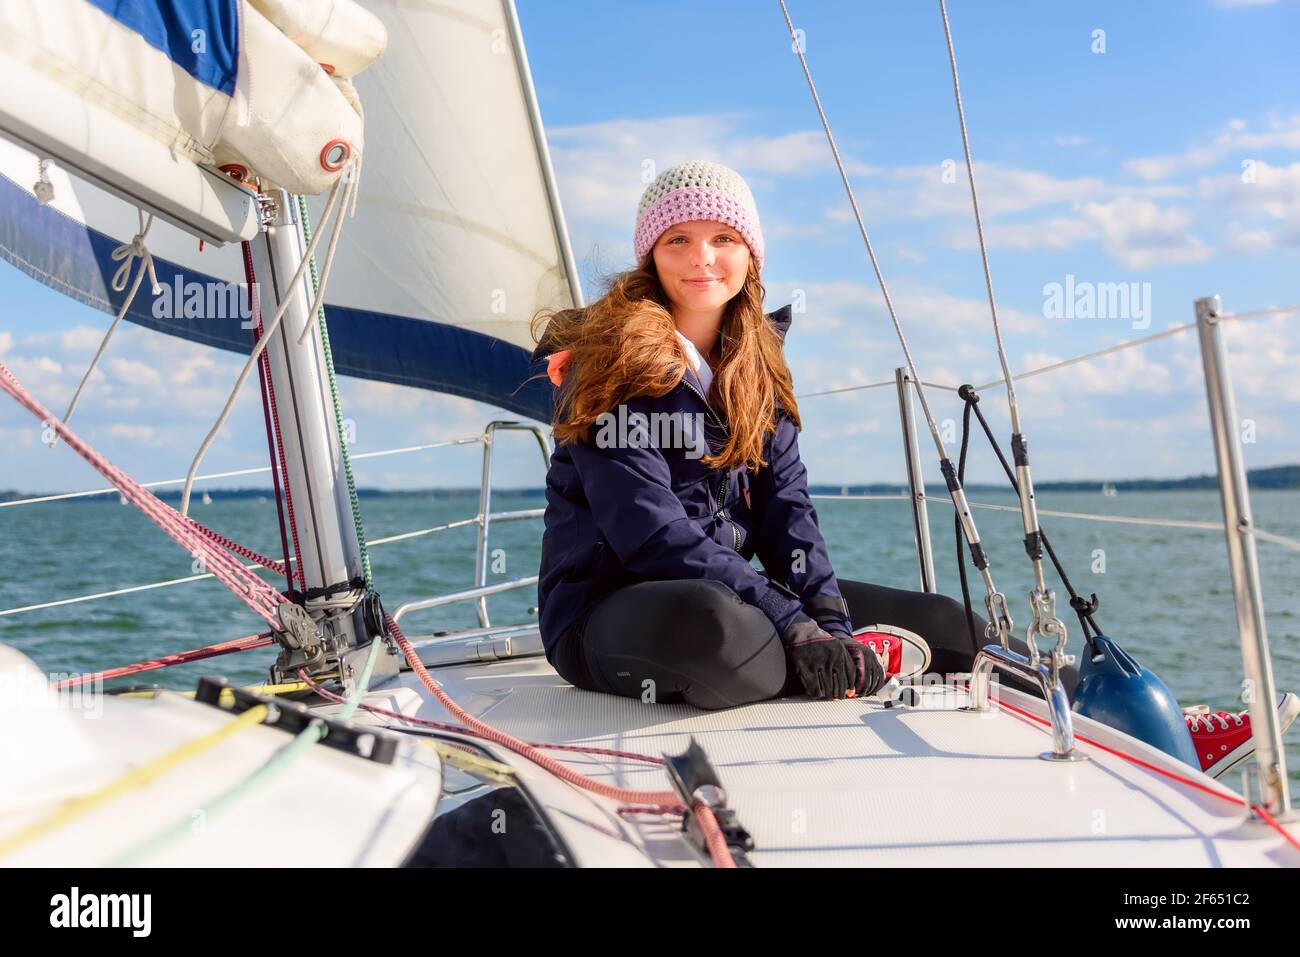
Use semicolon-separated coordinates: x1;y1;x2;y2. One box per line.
837;635;887;697
781;618;857;699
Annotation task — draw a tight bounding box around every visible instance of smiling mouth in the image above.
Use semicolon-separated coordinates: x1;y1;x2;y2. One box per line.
685;278;718;284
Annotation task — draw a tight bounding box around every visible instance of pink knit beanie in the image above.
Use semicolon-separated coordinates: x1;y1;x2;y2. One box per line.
633;160;765;273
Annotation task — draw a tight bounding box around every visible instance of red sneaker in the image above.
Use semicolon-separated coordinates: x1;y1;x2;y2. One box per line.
848;629;903;678
1184;692;1299;778
847;625;932;682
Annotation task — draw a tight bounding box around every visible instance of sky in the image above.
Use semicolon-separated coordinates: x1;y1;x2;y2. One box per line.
2;0;1299;494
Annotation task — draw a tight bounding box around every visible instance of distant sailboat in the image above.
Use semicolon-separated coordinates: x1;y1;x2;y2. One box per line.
201;491;213;505
1102;482;1118;497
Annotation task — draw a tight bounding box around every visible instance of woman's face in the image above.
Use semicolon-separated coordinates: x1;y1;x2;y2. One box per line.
652;220;750;316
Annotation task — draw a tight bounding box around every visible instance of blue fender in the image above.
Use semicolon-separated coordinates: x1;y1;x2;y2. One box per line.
1071;633;1199;769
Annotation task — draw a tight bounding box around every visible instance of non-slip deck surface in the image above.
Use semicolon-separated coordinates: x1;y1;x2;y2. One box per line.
364;655;1298;867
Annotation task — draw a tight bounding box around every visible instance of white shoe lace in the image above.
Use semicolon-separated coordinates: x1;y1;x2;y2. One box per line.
1185;710;1247;732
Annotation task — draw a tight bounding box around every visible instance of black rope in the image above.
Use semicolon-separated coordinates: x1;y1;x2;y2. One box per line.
957;385;1102;655
954;397;981;658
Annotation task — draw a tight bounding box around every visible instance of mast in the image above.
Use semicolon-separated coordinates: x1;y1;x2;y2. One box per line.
253;189;395;690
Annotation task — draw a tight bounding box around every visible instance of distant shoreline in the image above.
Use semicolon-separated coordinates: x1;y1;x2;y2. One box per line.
4;464;1298;502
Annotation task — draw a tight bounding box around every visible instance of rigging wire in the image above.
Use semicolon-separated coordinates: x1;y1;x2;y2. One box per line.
777;0;1013;647
178;168;352;517
958;385;1103;648
938;0;1065;655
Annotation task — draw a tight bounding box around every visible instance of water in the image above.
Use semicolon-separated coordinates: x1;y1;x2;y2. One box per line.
2;488;1298;787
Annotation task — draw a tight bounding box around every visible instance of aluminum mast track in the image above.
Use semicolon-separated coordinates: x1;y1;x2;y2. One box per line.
777;0;1013;648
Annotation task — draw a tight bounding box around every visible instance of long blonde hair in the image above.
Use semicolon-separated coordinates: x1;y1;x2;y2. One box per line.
529;254;802;472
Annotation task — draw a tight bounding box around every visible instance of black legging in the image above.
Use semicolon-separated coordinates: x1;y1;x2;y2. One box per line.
567;577;1079;710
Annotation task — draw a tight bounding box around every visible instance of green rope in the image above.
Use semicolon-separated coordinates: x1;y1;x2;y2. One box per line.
295;194;373;591
109;636;385;867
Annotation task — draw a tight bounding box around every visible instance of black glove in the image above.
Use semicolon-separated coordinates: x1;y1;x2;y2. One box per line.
781;617;856;699
837;634;888;697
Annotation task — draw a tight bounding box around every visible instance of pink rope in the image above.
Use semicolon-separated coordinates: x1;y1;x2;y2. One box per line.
387;613;736;867
0;359;287;629
188;518;301;585
0;358;738;867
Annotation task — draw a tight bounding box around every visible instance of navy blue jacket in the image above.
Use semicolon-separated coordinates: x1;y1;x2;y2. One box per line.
532;304;853;684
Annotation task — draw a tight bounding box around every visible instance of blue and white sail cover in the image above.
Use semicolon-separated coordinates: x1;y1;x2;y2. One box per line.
0;0;580;422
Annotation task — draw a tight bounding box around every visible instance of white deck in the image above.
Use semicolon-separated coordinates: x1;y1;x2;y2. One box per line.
346;653;1300;868
1;668;443;867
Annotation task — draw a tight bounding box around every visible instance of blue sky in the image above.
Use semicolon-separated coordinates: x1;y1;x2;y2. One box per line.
2;0;1299;493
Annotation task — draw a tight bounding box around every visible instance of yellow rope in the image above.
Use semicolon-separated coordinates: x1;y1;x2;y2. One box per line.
418;737;517;784
0;704;269;859
114;681;310;700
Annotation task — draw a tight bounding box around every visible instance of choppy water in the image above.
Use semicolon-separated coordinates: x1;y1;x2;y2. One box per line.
2;488;1298;785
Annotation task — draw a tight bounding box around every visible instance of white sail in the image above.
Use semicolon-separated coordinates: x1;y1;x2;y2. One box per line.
0;0;579;419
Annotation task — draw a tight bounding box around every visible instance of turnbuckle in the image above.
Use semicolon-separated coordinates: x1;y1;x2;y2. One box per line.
983;589;1013;651
1026;587;1072;689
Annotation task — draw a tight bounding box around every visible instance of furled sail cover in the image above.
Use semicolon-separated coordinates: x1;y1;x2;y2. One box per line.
0;0;581;422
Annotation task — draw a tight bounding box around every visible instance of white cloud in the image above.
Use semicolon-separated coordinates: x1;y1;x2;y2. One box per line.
889;283;1048;338
59;325;106;353
1125;147;1220;183
1221;315;1300;403
105;423;158;443
106;357;162;389
547;114;871;230
1075;198;1212;270
1197;160;1300;251
945;215;1096;252
944;158;1298;265
1125;115;1300;181
1018;347;1174;396
764;219;837;242
1053;135;1090;148
839;162;1183;222
767;277;1046;343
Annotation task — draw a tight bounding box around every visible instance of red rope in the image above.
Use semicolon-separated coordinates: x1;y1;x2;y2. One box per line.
188;519;300;583
55;632;274;689
385;614;735;867
617;804;688;819
0;361;286;628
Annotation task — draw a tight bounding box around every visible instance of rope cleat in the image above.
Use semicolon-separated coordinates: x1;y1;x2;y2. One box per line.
663;737;754;867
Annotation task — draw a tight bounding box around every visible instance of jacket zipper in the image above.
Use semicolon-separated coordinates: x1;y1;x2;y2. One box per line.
683;376;742;553
716;471;741;552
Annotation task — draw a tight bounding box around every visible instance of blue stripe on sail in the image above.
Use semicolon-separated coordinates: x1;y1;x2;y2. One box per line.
86;0;240;97
0;173;556;423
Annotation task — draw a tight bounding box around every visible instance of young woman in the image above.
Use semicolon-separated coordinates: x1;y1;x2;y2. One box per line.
529;159;1077;710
